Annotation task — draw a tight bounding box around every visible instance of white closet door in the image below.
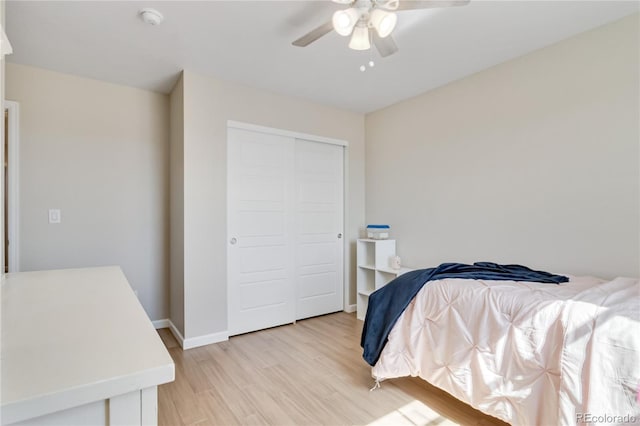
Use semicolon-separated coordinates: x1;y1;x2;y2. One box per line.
227;128;295;336
294;140;344;320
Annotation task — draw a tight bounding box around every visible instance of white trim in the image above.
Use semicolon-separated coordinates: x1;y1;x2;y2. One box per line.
227;120;348;147
167;320;228;350
151;319;169;329
343;146;350;312
344;304;356;314
226;131;232;336
183;331;229;350
5;101;20;273
1;24;13;57
167;320;185;348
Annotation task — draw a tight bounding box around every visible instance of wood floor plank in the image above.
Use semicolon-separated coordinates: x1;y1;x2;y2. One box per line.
164;347;208;425
196;390;242;426
158;312;509;426
157;378;183;426
158;328;179;349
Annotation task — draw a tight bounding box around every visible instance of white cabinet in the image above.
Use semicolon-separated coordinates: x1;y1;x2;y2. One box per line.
356;239;411;320
0;267;174;426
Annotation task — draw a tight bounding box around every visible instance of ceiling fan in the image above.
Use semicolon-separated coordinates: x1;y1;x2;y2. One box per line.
292;0;470;58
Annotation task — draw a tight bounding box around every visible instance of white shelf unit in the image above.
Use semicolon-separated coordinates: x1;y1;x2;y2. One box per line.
357;239;411;320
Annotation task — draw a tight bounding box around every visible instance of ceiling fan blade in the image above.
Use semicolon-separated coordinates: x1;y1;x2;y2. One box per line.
292;21;334;47
373;34;398;57
395;0;470;11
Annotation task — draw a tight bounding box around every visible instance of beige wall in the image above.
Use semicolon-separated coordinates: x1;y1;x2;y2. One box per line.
365;14;639;278
169;73;185;334
6;63;171;320
178;70;365;338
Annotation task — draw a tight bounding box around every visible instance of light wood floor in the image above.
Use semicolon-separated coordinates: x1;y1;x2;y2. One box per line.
157;312;509;426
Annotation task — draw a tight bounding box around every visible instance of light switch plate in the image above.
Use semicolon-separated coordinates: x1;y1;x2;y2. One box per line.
48;209;61;224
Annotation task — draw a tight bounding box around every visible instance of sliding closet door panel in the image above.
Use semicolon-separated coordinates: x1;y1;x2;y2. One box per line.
295;140;344;320
228;128;295;336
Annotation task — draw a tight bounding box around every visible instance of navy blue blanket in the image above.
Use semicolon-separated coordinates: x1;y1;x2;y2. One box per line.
361;262;568;366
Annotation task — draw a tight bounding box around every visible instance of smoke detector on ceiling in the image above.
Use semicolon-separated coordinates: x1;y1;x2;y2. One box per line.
139;9;164;26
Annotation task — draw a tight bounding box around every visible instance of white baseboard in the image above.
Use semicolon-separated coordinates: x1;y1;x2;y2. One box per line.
344;304;356;313
167;320;185;347
151;319;170;329
183;331;229;350
167;320;228;350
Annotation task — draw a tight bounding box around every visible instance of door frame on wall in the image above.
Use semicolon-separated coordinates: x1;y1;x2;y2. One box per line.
5;100;20;272
226;120;351;317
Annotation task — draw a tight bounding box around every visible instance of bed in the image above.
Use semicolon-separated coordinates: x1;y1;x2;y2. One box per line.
363;265;640;425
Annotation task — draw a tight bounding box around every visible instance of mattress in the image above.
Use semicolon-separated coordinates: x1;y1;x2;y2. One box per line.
370;275;640;425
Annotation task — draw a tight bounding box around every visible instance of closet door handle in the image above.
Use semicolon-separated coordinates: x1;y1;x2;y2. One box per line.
230;237;238;245
337;233;342;239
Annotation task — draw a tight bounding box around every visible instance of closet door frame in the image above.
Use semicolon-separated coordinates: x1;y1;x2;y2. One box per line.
227;120;350;332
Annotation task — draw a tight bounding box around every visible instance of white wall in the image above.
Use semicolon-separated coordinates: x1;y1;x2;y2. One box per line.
6;63;171;320
169;73;185;334
177;70;365;339
365;14;639;279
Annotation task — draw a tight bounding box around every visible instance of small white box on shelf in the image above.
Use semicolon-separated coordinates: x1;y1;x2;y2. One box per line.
366;224;390;240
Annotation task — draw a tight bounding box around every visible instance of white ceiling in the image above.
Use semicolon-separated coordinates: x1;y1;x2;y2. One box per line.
6;1;638;113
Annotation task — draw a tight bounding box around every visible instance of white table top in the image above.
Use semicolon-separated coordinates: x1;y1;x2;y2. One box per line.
1;266;175;424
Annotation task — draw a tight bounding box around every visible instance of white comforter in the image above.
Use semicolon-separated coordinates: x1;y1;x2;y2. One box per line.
371;276;640;425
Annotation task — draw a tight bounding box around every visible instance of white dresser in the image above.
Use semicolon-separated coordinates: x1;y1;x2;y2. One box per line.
1;266;175;426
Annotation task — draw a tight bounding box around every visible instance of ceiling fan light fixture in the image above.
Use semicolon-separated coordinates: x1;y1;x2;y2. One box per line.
369;9;397;38
349;24;370;51
332;8;359;36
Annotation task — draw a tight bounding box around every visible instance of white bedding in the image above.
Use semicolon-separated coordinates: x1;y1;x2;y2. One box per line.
371;276;640;425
